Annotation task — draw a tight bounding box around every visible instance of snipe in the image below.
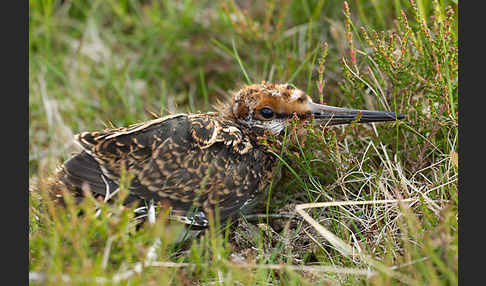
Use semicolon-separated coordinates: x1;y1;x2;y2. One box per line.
51;82;404;228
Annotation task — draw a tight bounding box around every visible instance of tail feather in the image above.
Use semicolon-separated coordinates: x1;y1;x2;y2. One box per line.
57;151;142;205
60;151;117;196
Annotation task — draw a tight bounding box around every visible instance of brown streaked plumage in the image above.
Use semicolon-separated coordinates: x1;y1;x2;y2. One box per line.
51;82;404;228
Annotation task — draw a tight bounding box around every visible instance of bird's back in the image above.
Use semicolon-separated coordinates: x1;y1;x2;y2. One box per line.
53;113;277;226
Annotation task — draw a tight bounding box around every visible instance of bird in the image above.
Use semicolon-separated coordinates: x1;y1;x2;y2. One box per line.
49;82;404;230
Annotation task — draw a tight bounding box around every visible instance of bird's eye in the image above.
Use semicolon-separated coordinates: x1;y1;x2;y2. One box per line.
260;107;274;119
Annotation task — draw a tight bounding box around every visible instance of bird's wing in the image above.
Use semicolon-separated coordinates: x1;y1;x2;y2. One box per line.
60;114;276;224
58;113;189;201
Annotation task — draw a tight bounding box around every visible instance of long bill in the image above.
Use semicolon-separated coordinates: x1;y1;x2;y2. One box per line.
309;102;405;125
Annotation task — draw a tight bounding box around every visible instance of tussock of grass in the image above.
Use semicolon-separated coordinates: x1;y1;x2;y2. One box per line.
30;0;457;285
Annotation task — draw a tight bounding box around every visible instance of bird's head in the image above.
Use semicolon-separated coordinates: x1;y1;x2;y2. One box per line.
225;82;404;136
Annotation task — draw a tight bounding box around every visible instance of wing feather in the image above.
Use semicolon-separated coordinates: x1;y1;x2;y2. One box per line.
59;114;276;224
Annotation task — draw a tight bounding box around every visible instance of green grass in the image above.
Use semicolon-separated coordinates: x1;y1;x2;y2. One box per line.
29;0;457;285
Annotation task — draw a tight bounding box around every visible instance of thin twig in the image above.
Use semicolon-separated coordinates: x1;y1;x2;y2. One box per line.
242;213;300;221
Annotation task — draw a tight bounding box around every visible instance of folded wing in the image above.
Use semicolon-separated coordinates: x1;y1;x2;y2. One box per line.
58;114;276;225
